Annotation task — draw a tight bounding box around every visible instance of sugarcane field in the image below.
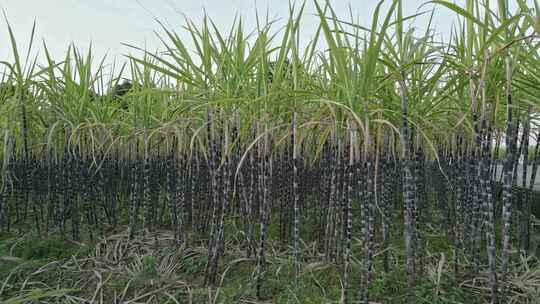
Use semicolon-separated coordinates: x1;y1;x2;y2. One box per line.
2;0;540;303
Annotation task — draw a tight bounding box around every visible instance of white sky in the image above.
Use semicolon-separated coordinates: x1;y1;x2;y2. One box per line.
0;0;473;66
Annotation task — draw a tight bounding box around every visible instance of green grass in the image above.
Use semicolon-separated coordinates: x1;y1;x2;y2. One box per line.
0;215;496;304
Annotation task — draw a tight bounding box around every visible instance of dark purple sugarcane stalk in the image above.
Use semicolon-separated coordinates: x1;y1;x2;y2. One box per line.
500;56;516;304
519;107;531;256
177;154;186;246
0;134;11;232
242;123;256;258
292;112;300;285
413;143;424;272
129;140;141;239
481;122;498;304
324;132;338;262
318;140;331;249
453;136;465;276
45;154;55;236
256;124;270;300
360;156;375;304
381;133;392;273
398;78;416;304
528;130;540;197
205;108;221;288
189;152;197;234
142;137;153;236
468;74;482;267
80;155;94;242
70;144;81;242
166;138;180;246
208;120;231;288
342;122;354;304
337;139;347;263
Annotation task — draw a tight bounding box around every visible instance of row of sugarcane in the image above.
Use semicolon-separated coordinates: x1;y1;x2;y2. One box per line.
2;1;540;303
1;108;539;302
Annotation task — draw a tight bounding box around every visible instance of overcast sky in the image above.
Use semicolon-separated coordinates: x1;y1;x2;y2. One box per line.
0;0;519;67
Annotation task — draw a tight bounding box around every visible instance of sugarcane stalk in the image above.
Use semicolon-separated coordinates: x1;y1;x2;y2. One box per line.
500;55;514;304
342;122;354;304
256;124;270;300
292;112;300;285
399;77;416;304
